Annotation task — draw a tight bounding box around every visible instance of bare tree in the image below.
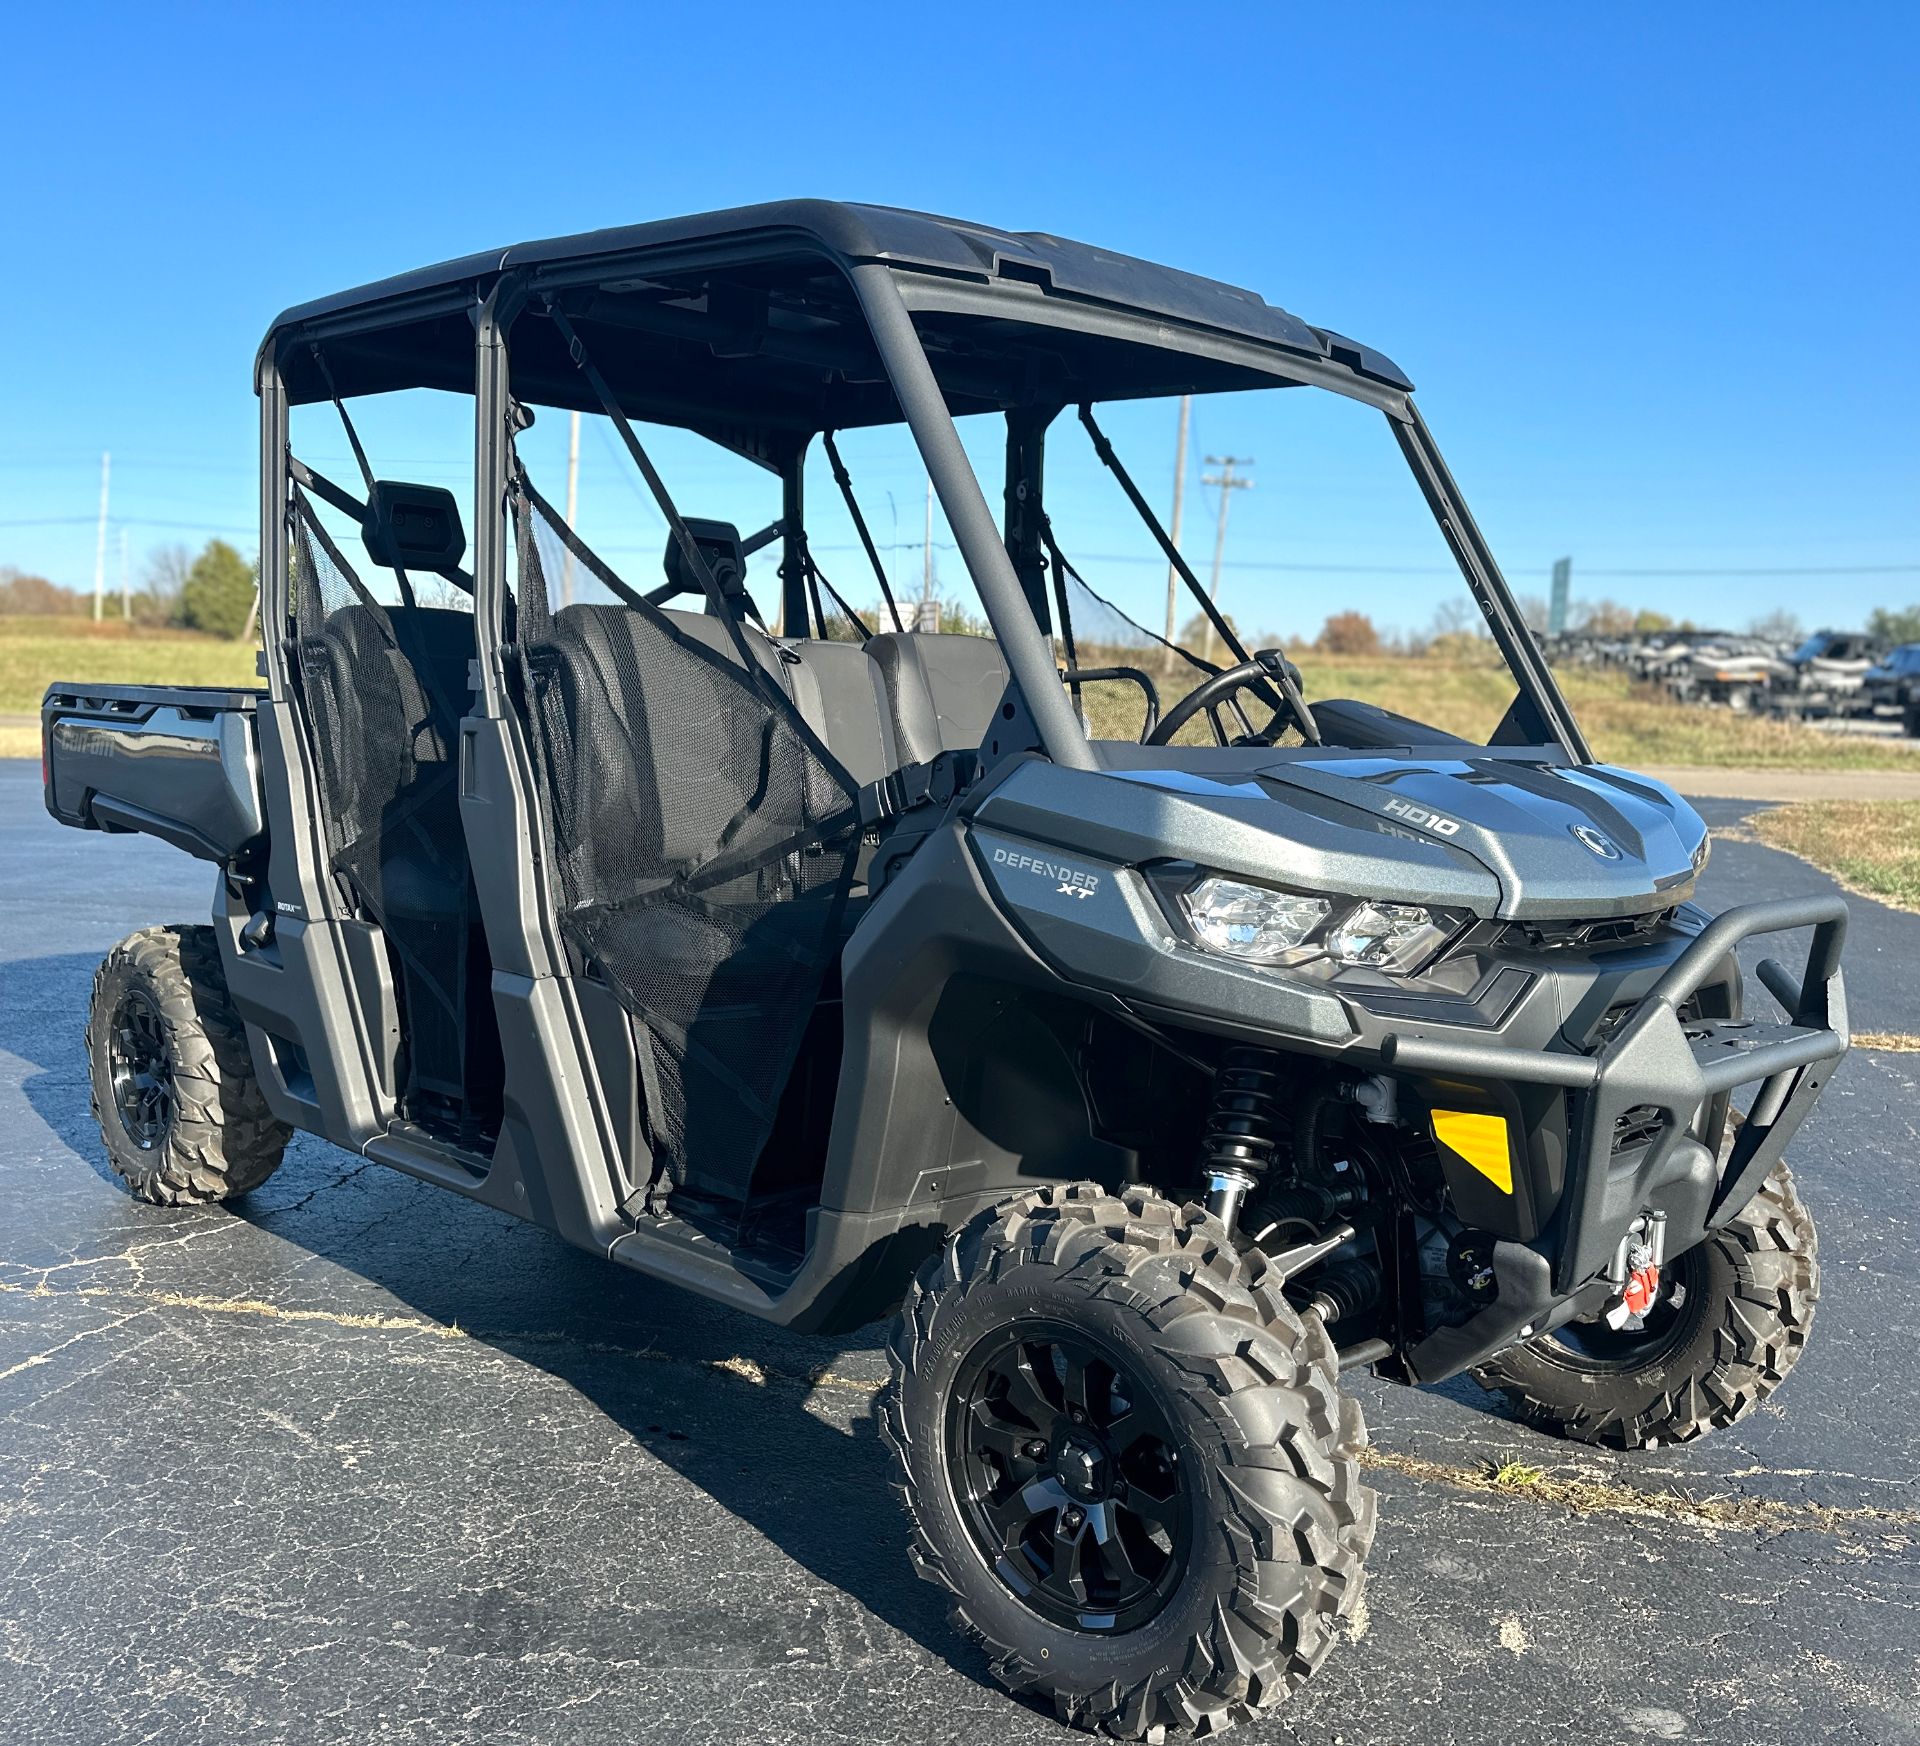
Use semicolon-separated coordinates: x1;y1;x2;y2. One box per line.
0;566;83;615
1574;598;1635;636
139;543;194;626
1747;607;1803;645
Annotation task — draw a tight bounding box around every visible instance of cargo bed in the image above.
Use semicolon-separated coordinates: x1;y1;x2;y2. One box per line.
42;682;267;862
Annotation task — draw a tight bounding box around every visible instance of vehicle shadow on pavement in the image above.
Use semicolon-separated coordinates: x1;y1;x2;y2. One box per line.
8;951;1002;1699
8;950;137;1197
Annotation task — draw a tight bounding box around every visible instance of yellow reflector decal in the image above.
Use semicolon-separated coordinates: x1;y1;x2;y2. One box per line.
1432;1110;1514;1194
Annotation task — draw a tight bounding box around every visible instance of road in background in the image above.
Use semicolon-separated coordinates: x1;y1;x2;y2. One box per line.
1;762;1916;1746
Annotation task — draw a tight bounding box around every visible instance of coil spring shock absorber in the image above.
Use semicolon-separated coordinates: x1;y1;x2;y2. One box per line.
1199;1046;1286;1230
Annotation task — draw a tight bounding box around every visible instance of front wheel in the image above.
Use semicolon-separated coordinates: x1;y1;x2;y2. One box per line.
884;1184;1374;1738
1472;1163;1817;1449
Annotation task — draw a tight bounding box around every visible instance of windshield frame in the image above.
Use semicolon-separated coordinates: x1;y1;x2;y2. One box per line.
880;273;1590;764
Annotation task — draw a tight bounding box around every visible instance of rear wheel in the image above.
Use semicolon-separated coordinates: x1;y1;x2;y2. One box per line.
1472;1163;1817;1449
885;1184;1373;1738
86;925;290;1205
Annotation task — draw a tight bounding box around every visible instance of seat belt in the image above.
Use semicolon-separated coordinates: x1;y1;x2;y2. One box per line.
821;431;906;632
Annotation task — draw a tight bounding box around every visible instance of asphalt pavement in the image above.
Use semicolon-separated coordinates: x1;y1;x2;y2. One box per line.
1;761;1916;1746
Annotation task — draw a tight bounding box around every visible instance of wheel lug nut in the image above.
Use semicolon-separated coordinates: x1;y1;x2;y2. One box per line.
1024;1440;1046;1459
1063;1507;1083;1530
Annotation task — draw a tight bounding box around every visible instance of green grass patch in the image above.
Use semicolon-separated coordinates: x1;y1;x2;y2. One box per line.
0;616;258;713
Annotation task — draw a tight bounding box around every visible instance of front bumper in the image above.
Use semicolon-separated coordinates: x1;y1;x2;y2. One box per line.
1384;894;1849;1293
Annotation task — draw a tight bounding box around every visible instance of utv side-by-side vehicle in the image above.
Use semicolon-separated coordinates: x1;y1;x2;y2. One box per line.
43;202;1847;1738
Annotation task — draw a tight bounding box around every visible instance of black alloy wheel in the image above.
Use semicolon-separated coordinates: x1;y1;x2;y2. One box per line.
946;1320;1190;1633
108;985;175;1151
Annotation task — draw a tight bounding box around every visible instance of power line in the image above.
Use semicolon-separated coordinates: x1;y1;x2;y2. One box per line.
0;515;256;534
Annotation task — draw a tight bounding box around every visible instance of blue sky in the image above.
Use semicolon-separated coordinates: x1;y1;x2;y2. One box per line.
2;3;1915;640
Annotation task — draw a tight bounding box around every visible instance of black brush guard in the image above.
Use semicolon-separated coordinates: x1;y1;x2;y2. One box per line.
1384;896;1849;1293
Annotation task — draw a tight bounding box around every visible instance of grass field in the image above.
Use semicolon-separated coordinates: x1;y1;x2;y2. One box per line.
0;617;260;756
4;615;1917;773
1752;800;1920;911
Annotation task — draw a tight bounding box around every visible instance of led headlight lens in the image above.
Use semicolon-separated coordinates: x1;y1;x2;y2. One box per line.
1180;877;1330;963
1325;901;1450;972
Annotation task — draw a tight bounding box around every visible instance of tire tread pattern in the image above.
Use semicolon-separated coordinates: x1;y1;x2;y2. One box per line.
883;1183;1374;1740
1472;1162;1818;1449
86;924;290;1205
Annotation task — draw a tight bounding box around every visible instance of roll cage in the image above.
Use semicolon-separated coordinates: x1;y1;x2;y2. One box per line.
254;199;1588;771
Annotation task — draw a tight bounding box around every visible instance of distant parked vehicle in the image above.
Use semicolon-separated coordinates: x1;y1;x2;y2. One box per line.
1862;642;1920;735
1774;630;1882;718
1671;635;1790;711
1631;630;1699;684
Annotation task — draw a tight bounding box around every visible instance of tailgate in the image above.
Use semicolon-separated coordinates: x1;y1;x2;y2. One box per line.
42;682;267;862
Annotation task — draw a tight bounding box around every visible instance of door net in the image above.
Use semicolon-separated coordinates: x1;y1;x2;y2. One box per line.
508;469;861;1202
289;497;478;1117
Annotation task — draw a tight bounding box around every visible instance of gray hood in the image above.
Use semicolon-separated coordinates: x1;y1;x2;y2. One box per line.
977;753;1707;924
1257;756;1706;919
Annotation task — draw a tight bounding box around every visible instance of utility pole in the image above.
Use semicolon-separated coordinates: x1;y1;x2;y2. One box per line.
119;528;130;622
922;474;936;631
1201;455;1253;662
562;410;581;607
92;451;111;622
1165;395;1190;654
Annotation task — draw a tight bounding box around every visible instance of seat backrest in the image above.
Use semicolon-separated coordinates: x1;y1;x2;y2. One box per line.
307;603;472;834
863;632;1008;769
533;603;798;888
775;638;892;787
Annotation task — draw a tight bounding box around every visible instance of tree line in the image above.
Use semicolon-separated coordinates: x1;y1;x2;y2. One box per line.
0;540;258;639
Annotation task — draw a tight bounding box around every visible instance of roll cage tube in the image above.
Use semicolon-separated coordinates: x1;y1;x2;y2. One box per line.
1393;403;1590;762
851;262;1097;773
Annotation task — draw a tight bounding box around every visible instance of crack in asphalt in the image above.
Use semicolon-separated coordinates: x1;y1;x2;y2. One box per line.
1354;1447;1920;1538
6;1271;1917;1543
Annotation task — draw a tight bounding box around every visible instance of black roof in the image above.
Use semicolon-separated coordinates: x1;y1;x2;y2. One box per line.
264;202;1410;451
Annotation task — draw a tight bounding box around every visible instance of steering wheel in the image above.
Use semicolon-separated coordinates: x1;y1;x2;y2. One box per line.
1144;649;1322;748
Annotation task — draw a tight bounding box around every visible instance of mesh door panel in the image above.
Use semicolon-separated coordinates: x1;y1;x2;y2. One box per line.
515;487;859;1200
291;508;474;1106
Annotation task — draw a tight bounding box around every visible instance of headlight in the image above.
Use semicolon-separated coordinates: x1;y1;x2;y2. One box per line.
1324;901;1452;972
1170;872;1465;977
1180;876;1330;963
